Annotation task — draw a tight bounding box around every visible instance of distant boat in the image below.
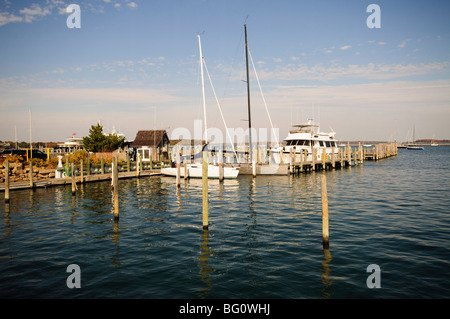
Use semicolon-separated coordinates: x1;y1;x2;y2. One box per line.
407;125;424;150
431;135;438;146
161;162;239;179
407;145;424;150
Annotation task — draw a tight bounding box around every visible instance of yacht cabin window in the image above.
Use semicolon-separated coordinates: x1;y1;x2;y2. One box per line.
286;140;312;146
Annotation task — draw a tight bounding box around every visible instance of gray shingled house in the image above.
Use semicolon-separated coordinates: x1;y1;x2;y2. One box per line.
130;130;170;161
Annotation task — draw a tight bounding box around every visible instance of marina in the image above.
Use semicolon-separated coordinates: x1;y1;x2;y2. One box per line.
0;145;449;299
1;1;449;303
1;141;398;192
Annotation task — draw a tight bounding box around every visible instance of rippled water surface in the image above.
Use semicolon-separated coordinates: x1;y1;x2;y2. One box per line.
1;146;449;298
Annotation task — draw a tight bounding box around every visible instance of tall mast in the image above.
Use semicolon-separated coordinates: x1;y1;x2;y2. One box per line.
197;34;207;144
245;24;252;163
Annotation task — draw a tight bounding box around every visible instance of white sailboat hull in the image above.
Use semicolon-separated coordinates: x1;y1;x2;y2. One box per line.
161;164;240;179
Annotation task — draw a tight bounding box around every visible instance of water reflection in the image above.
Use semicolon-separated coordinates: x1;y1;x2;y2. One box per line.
321;248;333;299
198;229;214;298
2;203;11;238
111;219;121;268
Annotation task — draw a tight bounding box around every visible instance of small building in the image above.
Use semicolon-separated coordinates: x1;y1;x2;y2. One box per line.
131;130;170;162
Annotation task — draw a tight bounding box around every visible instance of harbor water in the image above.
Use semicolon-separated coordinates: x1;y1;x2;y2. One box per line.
1;146;449;299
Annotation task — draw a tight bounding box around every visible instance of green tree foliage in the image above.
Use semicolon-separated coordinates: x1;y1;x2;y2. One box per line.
83;123;125;152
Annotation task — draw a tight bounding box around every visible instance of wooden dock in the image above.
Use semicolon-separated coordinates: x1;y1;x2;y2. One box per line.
237;142;398;175
0;156;163;194
1;142;398;193
0;170;162;192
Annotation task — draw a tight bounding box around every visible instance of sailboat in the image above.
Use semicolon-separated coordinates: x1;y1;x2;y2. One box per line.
407;126;424;150
431;135;438;146
161;35;239;179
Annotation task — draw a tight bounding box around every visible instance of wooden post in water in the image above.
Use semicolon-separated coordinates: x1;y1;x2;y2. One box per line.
86;157;90;176
331;147;336;169
299;149;304;172
312;148;316;171
347;143;351;166
176;152;181;188
136;153;140;177
321;173;329;249
322;148;326;170
28;161;33;188
293;146;297;172
71;163;76;196
202;150;209;230
101;157;105;175
113;156;119;221
359;143;364;164
184;162;188;180
80;159;84;184
5;160;10;203
219;148;224;182
289;148;294;174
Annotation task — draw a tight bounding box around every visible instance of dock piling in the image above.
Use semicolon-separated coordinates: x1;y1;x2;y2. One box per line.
113;157;119;220
136;154;140;177
5;160;10;203
71;163;76;196
219;148;224;182
321;173;330;249
80;159;84;184
202;150;208;230
176;152;181;188
29;161;34;188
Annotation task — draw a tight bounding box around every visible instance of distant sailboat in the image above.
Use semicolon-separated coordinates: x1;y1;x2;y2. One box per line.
431;135;438;146
407;126;424;150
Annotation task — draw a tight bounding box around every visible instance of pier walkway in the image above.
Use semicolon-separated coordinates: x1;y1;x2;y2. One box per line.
238;142;398;175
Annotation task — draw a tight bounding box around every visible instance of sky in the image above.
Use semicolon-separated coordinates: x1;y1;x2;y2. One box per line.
0;0;449;144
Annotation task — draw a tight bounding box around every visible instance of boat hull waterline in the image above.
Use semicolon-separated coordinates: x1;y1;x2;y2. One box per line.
161;164;240;179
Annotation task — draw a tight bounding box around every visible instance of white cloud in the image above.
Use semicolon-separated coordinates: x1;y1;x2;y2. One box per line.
127;2;138;8
0;11;23;26
398;40;407;48
340;45;351;51
255;61;450;82
19;4;51;23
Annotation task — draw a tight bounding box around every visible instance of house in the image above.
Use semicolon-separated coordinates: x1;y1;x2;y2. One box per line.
131;130;170;161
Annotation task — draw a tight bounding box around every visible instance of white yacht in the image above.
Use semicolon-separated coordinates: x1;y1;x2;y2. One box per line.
271;119;339;164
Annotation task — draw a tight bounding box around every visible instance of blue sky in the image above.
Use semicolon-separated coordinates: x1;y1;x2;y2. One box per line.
1;0;449;143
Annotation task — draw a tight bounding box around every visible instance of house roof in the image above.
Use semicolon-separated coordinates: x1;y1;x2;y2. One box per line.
131;130;168;148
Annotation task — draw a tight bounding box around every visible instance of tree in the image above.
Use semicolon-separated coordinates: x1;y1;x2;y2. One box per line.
83;123;125;152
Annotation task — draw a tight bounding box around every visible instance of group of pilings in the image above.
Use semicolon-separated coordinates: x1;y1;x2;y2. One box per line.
192;147;330;248
287;142;398;174
1;154;162;224
2;142;397;250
